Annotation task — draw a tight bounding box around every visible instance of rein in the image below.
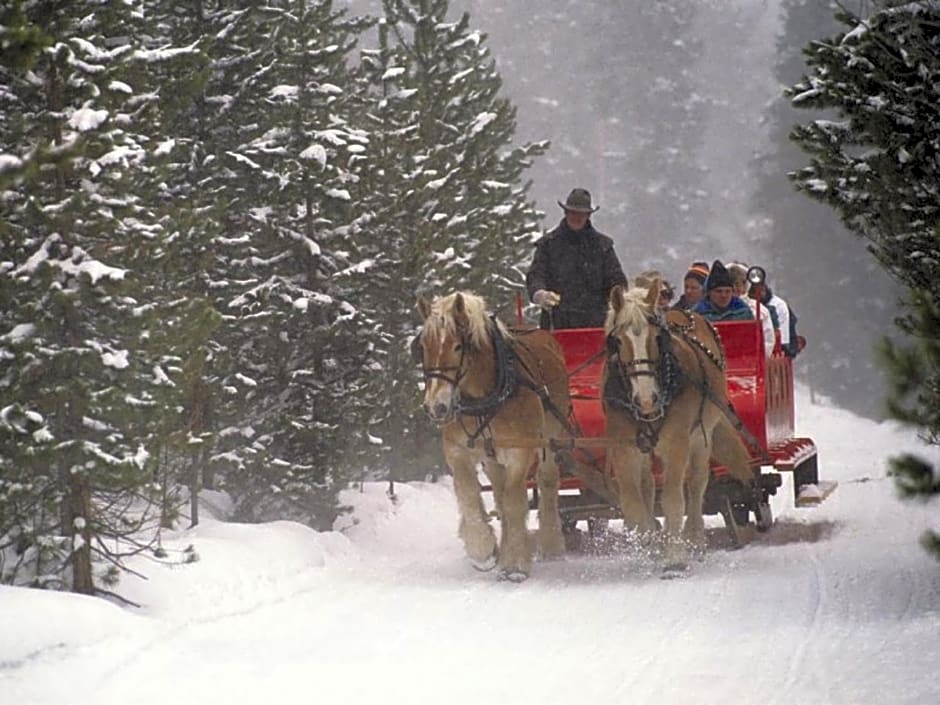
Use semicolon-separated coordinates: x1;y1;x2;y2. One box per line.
418;316;581;457
455;317;518;417
603;314;684;453
605;315;682;418
603;311;771;461
418;316;519;453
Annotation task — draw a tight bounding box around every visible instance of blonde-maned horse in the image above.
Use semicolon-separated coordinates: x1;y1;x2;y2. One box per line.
416;291;572;581
603;279;754;571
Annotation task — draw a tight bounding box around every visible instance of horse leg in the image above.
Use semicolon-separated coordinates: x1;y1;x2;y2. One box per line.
657;435;692;571
640;456;656;526
682;440;710;559
609;443;658;538
483;458;506;522
495;450;534;581
536;432;565;560
448;449;497;571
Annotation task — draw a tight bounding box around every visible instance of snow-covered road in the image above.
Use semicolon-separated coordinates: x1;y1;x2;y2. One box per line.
3;389;940;705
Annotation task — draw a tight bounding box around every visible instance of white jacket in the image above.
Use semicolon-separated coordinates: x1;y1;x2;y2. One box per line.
747;299;775;357
768;294;790;348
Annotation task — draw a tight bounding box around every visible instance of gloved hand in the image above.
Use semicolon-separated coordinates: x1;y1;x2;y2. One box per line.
533;289;561;308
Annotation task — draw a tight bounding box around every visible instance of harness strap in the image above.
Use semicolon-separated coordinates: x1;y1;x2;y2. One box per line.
455;317;517;417
511;338;617;500
565;346;608;379
689;378;775;465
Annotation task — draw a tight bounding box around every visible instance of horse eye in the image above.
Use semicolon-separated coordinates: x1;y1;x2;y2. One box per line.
454;343;463;352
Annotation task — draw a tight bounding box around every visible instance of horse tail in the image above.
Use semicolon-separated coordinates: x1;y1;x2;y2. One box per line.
711;414;754;485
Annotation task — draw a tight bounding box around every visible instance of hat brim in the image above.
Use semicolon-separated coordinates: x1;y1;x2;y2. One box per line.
558;200;598;213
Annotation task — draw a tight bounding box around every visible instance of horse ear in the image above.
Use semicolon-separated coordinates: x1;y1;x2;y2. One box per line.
645;278;662;307
417;294;432;320
609;284;624;313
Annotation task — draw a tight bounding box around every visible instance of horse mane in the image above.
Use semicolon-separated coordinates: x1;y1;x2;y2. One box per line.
424;291;510;348
605;285;654;334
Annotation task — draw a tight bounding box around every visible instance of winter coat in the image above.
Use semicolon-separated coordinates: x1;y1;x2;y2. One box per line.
746;298;776;357
525;219;627;329
786;307;800;357
672;294;699;312
753;286;791;350
694;296;754;322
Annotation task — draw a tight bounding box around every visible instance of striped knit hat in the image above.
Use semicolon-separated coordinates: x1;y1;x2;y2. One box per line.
684;261;710;286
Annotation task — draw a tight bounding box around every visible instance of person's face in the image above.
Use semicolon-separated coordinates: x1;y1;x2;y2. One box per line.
684;278;704;304
564;210;589;231
709;286;734;310
658;286;673;311
732;279;747;297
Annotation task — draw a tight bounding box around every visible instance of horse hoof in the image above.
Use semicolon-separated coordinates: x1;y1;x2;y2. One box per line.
471;551;498;572
497;568;529;583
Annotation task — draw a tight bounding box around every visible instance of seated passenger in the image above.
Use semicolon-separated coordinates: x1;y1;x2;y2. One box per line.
634;270;674;313
728;262;775;357
746;268;794;355
658;279;675;312
672;261;709;311
694;260;754;322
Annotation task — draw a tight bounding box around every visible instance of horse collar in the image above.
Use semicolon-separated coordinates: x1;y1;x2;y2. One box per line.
456;316;518;418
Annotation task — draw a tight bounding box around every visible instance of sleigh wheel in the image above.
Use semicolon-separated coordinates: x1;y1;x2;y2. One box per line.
754;497;773;532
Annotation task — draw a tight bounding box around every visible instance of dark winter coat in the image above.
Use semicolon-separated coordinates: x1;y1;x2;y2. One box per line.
525;219;627;329
672;294;699;312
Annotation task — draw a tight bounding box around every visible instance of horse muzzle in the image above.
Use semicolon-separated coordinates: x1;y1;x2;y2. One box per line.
423;389;458;424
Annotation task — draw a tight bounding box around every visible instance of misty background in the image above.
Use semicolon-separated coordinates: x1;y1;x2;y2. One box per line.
349;0;904;419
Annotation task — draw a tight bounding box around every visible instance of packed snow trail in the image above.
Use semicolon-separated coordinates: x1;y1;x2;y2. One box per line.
3;391;940;705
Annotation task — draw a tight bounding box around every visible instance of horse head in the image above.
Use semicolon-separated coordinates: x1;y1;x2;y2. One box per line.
605;279;665;419
415;291;493;423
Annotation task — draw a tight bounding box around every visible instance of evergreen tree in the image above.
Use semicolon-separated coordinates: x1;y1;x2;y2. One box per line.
878;288;940;558
191;1;377;530
354;0;547;478
752;0;902;418
0;2;202;591
787;0;940;556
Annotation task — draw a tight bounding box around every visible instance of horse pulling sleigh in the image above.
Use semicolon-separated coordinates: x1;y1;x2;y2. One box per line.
414;275;835;581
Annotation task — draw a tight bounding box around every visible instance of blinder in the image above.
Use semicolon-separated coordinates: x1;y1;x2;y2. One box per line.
604;312;682;423
410;331;424;365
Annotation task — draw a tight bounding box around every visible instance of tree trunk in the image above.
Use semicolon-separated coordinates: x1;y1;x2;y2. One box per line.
67;471;94;595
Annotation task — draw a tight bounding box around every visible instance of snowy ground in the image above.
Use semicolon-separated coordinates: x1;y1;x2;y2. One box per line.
2;386;939;705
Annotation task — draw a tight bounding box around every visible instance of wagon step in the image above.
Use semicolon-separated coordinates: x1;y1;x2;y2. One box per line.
795;480;838;506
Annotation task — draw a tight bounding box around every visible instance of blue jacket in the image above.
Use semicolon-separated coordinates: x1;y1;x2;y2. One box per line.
694;296;754;322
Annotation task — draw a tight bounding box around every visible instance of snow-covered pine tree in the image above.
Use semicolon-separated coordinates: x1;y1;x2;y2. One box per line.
195;1;377;530
877;288;940;558
788;1;940;291
753;0;902;418
0;3;202;592
350;0;547;478
787;0;940;554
